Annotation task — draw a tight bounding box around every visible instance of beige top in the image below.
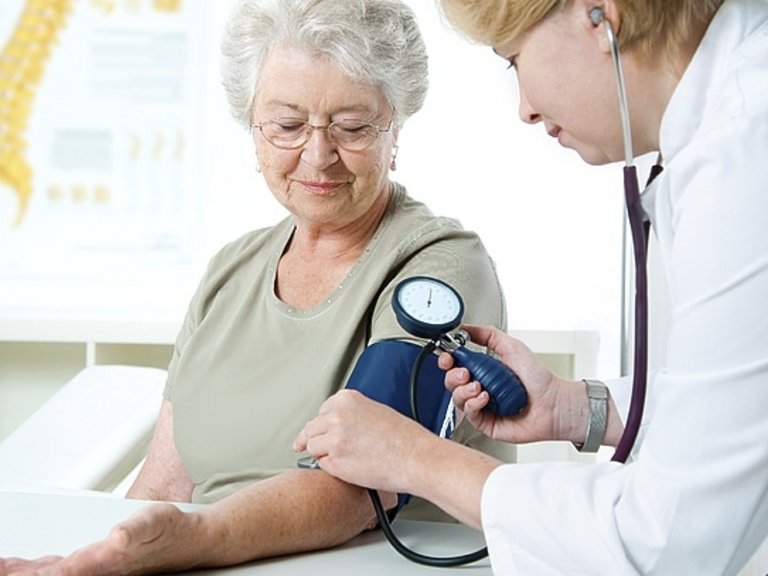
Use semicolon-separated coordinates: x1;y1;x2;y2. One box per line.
165;183;510;504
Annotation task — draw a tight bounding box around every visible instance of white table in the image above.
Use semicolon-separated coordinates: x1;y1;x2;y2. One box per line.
0;489;492;575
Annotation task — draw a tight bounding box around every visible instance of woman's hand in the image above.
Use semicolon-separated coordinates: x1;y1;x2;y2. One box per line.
294;390;434;495
0;503;206;576
441;324;576;445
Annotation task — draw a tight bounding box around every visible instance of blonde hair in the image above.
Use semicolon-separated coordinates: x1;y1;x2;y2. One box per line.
438;0;724;59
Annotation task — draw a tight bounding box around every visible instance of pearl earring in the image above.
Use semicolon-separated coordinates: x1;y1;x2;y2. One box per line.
390;145;399;171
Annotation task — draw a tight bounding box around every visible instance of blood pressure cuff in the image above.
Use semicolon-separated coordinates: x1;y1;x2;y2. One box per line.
344;339;453;514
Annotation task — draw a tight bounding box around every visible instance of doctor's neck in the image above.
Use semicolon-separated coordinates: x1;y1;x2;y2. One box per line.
627;14;713;154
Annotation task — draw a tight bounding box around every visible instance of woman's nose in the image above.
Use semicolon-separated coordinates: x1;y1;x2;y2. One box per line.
518;86;540;125
301;128;339;169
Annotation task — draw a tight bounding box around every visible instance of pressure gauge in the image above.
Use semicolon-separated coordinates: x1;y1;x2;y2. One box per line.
392;276;464;339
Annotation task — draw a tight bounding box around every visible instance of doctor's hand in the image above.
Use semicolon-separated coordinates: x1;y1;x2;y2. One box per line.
294;390;432;495
0;503;207;576
440;324;579;445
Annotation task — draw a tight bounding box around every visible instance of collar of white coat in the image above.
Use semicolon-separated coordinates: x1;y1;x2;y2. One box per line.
659;0;768;163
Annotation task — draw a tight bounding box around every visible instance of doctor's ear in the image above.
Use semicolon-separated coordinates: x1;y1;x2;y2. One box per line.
586;2;621;53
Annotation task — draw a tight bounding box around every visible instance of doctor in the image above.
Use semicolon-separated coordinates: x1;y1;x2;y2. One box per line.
296;0;768;574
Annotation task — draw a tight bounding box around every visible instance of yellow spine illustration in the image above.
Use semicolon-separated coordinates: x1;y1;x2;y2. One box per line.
0;0;73;226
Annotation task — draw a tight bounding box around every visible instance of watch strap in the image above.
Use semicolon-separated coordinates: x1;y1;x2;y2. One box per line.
577;379;608;453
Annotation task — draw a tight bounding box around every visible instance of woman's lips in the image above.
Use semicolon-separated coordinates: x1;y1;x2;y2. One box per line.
298;180;346;195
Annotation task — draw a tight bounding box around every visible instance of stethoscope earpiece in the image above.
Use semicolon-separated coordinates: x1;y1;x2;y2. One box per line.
589;6;605;27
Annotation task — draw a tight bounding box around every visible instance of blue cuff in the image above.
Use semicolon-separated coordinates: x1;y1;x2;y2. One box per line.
345;339;453;513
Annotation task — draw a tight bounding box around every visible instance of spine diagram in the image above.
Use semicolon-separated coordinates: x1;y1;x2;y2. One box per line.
0;0;73;226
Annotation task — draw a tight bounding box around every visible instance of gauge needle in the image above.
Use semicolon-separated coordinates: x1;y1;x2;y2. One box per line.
427;289;432;307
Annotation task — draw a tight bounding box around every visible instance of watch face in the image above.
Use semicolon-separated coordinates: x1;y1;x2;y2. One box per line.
394;277;463;337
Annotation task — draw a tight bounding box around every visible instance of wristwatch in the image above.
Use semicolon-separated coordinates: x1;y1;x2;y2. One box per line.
575;379;608;453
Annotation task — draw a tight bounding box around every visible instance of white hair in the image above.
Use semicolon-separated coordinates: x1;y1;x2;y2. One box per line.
221;0;429;130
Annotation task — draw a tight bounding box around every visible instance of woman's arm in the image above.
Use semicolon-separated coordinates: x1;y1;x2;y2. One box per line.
442;325;626;448
125;400;194;502
2;466;397;575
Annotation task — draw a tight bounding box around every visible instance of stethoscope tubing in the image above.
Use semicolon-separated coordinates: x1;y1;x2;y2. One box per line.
599;16;650;464
612;166;649;463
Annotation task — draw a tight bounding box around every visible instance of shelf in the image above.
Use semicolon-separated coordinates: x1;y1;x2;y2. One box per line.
0;309;181;345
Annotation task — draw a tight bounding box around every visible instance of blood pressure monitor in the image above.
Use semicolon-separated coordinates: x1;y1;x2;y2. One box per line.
303;276;529;568
392;276;528;418
392;276;464;339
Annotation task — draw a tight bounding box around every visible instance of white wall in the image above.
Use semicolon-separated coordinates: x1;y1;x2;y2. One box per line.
1;0;628;378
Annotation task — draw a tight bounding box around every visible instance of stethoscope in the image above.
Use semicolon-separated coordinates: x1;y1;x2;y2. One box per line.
589;5;658;464
367;7;656;567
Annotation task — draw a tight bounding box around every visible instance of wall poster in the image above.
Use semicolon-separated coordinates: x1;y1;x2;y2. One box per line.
0;0;207;299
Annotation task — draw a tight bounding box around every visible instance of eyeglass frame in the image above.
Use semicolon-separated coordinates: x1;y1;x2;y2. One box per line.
250;115;394;152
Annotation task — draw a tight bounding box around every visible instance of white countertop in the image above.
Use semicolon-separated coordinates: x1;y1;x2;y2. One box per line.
0;487;492;575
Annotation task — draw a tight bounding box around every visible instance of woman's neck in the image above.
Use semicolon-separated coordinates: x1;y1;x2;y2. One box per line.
628;15;712;154
288;185;392;262
275;184;392;309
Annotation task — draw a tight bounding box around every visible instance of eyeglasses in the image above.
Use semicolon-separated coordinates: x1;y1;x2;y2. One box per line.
251;117;393;151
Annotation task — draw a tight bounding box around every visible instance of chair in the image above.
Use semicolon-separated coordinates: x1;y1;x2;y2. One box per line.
0;365;165;494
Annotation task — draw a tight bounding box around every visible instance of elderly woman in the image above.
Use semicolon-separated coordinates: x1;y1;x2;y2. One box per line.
122;0;510;508
0;0;507;574
128;0;509;506
296;0;768;574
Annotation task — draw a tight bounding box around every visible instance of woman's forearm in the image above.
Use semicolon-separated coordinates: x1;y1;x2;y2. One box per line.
46;470;394;575
195;469;392;566
402;433;501;530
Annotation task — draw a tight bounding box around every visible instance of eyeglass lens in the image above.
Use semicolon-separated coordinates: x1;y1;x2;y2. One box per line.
256;120;388;151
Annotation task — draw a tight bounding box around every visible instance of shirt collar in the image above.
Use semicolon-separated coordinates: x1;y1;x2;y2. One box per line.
659;0;768;162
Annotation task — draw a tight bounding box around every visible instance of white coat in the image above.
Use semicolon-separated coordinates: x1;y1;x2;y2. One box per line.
481;1;768;573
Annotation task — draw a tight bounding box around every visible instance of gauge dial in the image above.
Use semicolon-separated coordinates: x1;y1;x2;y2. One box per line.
392;276;464;339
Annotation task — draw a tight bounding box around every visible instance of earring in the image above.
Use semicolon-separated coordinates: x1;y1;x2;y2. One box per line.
254;155;262;173
390;144;399;171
